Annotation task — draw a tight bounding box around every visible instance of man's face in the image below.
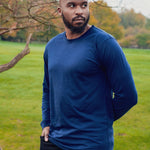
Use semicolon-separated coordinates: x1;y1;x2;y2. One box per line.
58;0;90;33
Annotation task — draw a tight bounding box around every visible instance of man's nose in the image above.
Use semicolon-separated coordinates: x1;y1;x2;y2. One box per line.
75;6;83;15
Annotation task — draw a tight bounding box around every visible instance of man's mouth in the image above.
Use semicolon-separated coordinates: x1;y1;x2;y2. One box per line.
74;20;84;23
72;16;85;22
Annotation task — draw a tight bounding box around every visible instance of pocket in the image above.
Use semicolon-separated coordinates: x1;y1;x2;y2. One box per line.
40;136;53;150
40;136;60;150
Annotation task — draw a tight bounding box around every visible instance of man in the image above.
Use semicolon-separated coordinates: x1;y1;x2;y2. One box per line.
40;0;137;149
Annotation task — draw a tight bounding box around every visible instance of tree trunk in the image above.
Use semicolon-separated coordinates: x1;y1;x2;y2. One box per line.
0;33;32;73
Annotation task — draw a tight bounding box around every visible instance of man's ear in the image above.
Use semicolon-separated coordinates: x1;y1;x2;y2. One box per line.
57;7;62;16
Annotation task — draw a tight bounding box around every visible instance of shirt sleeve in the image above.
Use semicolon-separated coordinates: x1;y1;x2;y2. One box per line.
97;37;138;121
40;48;50;129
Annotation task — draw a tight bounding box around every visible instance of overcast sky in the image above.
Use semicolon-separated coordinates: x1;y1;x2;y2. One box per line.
103;0;150;18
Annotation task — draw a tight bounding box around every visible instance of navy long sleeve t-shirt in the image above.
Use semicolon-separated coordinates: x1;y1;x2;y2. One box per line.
41;26;137;150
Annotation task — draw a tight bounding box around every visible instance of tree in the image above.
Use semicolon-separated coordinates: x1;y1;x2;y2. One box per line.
32;25;59;42
0;0;61;73
118;26;150;48
119;9;146;29
0;0;60;35
89;0;124;40
145;18;150;30
136;34;150;49
118;9;150;48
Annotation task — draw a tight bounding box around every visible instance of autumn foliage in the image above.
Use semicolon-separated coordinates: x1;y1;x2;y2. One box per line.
118;9;150;48
0;0;60;37
89;0;124;40
0;0;124;41
0;0;61;73
0;0;150;47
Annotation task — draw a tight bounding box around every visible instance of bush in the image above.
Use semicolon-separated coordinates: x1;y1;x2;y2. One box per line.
136;34;150;49
119;35;137;48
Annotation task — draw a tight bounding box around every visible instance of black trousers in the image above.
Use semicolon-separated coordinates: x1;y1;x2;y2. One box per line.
40;136;62;150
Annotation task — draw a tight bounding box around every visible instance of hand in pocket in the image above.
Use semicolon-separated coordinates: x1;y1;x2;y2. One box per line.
41;126;50;142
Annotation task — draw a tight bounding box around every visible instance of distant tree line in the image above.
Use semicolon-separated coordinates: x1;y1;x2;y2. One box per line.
119;9;150;49
0;0;150;49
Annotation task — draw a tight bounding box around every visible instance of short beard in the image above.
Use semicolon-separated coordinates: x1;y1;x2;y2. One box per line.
62;13;90;34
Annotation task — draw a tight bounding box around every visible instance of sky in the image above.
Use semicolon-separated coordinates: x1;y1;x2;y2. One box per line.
103;0;150;18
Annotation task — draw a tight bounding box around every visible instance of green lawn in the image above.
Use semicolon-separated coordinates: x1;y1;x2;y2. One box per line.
0;41;150;150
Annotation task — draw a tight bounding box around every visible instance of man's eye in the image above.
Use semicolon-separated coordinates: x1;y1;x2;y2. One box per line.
82;3;87;8
69;4;75;8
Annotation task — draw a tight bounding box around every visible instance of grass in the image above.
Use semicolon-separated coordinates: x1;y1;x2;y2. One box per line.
0;41;150;150
113;48;150;150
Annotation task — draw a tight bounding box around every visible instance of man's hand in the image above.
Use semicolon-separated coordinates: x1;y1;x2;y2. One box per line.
41;126;50;142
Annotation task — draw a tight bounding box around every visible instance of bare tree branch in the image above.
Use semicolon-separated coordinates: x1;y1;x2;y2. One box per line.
0;25;41;35
0;0;59;73
0;33;33;73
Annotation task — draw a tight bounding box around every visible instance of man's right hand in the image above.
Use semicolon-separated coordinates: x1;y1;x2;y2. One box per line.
41;126;50;142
